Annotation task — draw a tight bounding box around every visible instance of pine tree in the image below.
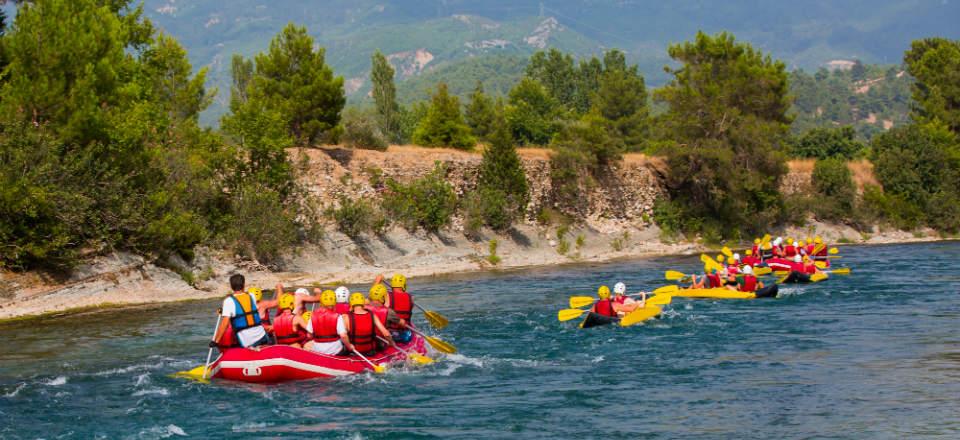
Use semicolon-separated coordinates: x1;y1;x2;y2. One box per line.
592;58;649;150
465;81;496;140
904;38;960;134
479;106;529;210
412;83;476;149
505;77;561;145
237;24;345;145
370;50;401;143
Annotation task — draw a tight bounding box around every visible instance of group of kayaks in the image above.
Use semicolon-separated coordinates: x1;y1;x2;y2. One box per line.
561;235;849;329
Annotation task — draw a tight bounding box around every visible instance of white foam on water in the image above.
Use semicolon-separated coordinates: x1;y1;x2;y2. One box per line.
127;424;187;439
684;303;694;310
231;422;272;432
132;387;169;397
134;373;151;387
3;383;26;398
42;376;67;386
591;355;605;363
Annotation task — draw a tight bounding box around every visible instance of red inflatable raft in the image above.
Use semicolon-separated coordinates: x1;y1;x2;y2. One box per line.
765;257;828;272
206;335;427;383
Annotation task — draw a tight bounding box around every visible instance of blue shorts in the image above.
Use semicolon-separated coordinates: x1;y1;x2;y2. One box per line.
392;329;413;344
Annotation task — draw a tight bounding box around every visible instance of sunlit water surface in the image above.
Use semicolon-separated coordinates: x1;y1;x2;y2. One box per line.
1;242;959;439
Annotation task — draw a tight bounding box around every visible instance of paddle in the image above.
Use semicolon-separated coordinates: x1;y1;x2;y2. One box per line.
376;336;434;365
830;247;839;254
382;279;449;330
825;267;851;275
665;270;686;281
570;285;679;308
619;305;663;327
407;327;457;354
352;348;387;374
172;310;222;381
558;308;589;322
700;254;723;273
721;246;733;258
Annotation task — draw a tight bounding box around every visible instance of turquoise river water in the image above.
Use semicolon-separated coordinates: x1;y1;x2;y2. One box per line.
1;242;959;439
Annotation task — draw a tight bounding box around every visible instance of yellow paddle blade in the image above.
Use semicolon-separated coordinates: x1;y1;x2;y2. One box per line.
813;243;826;255
753;267;772;276
773;270;789;277
408;353;435;365
569;296;596;309
776;273;790;284
810;272;828;282
829;247;839;254
827;255;843;259
558;308;587;322
665;270;686;281
830;267;851;275
373;365;387;374
653;285;680;295
761;234;771;245
721;246;733;257
170;365;211;383
647;295;672;306
423;310;449;330
424;335;457;354
815;261;829;269
700;254;722;272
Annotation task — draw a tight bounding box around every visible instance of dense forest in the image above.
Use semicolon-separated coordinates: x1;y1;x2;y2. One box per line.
1;1;958;274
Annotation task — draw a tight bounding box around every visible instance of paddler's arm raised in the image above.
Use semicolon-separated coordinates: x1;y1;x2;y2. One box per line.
374;274;391;308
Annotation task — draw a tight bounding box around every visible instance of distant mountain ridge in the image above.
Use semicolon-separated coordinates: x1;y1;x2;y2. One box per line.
140;0;960;124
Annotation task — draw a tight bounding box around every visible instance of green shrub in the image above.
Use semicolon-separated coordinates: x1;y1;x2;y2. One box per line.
222;183;300;264
486;239;501;265
811;158;856;220
382;162;457;232
792;126;865;159
327;196;385;238
412;83;476;149
341;107;388;151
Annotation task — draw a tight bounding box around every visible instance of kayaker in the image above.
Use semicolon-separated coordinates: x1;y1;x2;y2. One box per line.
772;237;785;258
590;286;618;318
303;290;350;355
760;242;774;262
366;283;410;345
333;286;351;314
785;241;798;257
706;268;723;288
212;274;269;350
751;238;761;256
612;282;643;314
812;237;829;262
688;274;706;289
801;255;820;274
271;294;308;348
344;292;394;357
723;270;739;291
742;249;761;267
728;253;741;274
385;274;415;342
737;265;764;292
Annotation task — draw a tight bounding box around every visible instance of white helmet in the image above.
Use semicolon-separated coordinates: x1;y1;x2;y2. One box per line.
335;286;350;303
793;241;799;247
294;287;309;296
774;237;782;246
733;253;741;261
794;254;802;263
614;282;626;295
742;265;753;275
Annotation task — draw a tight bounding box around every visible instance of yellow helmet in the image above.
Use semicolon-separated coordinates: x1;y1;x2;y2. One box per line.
277;293;295;311
805;237;813;244
785;237;793;245
754;238;760;244
717;255;725;263
763;242;772;250
349;292;367;307
598;285;611;299
369;284;387;303
815;236;823;244
320;289;337;307
247;286;263;302
302;311;312;323
745;249;753;256
391;273;407;290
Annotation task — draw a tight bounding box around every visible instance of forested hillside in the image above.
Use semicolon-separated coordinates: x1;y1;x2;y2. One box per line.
129;0;960;123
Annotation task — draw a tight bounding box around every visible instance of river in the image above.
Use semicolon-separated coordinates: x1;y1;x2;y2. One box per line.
1;242;959;439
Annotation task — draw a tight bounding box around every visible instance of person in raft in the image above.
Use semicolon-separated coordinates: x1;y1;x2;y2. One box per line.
366;283;408;347
590;286;617;318
270;293;309;348
344;292;395;357
381;274;415;343
212;274;270;350
737;265;764;292
800;255;821;275
334;286;351;314
302;290;351;355
612;282;645;314
722;270;740;290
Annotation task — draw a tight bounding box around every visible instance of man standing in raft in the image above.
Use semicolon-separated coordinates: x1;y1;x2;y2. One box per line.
212;274;269;350
382;274;415;343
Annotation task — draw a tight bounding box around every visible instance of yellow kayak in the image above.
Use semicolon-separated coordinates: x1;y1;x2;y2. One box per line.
620;304;663;327
671;285;779;300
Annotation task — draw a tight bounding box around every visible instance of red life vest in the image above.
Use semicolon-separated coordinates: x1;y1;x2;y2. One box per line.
707;273;722;288
389;288;413;321
802;263;817;274
272;310;301;345
727;264;740;274
594;299;616;317
218;324;237;348
739;275;758;292
311;309;341;343
335;303;350;314
349;311;376;354
751;245;759;256
367;304;389;328
613;296;626;304
785;246;796;257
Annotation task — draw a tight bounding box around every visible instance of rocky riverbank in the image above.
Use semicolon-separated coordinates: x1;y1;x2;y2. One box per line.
0;146;947;321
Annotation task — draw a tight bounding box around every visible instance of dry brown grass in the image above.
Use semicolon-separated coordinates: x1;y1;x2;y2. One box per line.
847;159;879;189
788;159;815;174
